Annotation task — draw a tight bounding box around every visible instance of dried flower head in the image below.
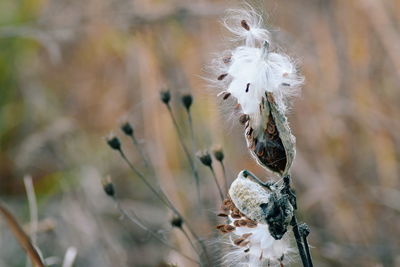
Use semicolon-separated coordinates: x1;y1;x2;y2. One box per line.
181;94;193;111
102;176;115;197
160;90;171;105
210;7;303;176
106;135;121;151
196;150;212;167
212;146;225;162
121;122;134;136
170;216;183;228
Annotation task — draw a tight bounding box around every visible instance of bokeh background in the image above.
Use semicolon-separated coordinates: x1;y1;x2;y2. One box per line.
1;0;400;266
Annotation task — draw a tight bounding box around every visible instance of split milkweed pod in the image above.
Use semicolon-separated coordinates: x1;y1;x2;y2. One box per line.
228;170;293;240
245;92;296;177
217;170;294;266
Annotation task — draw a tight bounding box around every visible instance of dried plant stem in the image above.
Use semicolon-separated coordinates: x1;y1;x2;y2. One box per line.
115;147;211;265
291;216;309;267
187;110;196;156
219;161;229;194
283;176;313;267
23;175;39;267
208;166;224;201
114;198;199;264
118;149;170;208
128;134;151;169
303;235;313;267
0;203;45;267
166;105;200;196
23;176;38;245
179;227;201;260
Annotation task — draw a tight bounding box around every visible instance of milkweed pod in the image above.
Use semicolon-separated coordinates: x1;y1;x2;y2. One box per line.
245;93;296;177
229;171;293;240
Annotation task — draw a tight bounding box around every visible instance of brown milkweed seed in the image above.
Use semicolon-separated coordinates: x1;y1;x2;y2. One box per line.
234;237;246;246
239;114;250;125
224;225;236;232
222;92;231;100
241;20;250;31
218;73;228;80
242;233;253;239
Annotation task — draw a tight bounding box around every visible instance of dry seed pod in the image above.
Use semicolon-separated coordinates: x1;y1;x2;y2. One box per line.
245;93;296;176
229;171;271;224
229;171;293;240
217;172;290;266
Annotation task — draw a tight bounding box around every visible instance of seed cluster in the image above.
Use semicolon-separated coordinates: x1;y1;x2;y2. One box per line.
216;197;258;250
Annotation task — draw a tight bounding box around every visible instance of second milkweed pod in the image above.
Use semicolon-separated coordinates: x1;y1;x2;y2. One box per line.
216;170;294;266
229;170;293;240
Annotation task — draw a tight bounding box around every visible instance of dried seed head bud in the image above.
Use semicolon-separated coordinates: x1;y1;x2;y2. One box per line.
160;90;171;105
106;135;121;150
212;146;224;162
121;122;134;136
102;176;115;197
170;216;183;228
181;94;193;110
196;150;212;167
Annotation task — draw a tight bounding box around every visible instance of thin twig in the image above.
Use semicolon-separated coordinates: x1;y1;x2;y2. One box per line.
23;175;38;245
114;199;199;263
0;203;45;267
129;134;151;169
166;105;200;195
118;148;170;208
209;166;224;201
219;161;229;194
186;110;201;200
115;147;211;265
179;227;201;260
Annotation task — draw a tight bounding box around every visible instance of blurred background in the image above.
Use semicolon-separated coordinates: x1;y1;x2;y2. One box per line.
1;0;400;266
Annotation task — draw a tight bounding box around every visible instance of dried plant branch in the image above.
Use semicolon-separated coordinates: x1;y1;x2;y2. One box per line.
113;198;199;264
106;139;211;265
23;175;38;246
0;203;45;267
161;96;201;198
209;166;224;201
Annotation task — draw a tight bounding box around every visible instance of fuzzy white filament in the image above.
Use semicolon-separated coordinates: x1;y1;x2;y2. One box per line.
215;7;303;116
223;224;293;267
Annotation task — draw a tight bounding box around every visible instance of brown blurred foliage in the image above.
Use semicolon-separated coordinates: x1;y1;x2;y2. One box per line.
0;0;400;266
